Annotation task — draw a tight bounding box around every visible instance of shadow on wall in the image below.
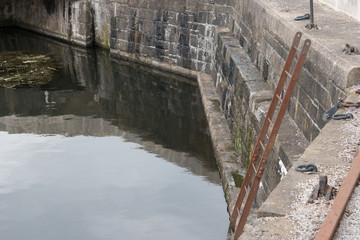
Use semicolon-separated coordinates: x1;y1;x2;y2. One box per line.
41;0;82;15
42;0;56;14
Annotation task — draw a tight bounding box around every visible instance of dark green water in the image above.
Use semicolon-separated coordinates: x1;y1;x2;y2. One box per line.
0;29;228;240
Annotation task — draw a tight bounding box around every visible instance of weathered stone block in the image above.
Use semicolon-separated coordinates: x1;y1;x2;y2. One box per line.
118;4;135;16
294;84;319;122
139;8;155;21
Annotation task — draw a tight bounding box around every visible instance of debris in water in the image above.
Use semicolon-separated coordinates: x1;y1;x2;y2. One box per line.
0;51;60;88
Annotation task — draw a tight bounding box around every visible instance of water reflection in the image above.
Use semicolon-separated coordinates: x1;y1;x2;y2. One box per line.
0;28;219;183
0;29;228;239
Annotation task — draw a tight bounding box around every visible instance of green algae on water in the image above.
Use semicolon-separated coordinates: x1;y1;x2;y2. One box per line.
0;51;60;88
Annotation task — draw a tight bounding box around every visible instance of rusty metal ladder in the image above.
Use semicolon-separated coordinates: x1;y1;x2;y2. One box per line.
228;32;311;239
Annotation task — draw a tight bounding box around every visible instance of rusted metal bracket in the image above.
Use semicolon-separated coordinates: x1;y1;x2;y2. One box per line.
340;101;360;108
322;99;342;122
308;175;336;203
343;43;360;55
315;151;360;239
322;98;359;122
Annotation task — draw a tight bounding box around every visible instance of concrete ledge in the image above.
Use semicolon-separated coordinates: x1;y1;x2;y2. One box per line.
246;92;359;238
110;49;199;80
258;109;354;217
197;73;244;212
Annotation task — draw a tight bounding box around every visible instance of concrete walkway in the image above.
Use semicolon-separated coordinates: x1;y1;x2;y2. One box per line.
261;0;360;90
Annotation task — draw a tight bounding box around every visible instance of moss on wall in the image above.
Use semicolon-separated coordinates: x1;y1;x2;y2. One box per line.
102;23;109;49
231;171;244;188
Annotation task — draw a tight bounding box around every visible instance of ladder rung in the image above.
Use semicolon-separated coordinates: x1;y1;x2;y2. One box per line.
244;186;249;200
267;117;273;127
285;70;292;78
251;163;257;173
259;141;265;151
276;94;283;103
235;208;241;226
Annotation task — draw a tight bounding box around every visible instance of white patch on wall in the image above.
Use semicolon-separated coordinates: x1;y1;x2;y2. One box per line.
216;72;222;88
227;98;232;113
278;158;288;180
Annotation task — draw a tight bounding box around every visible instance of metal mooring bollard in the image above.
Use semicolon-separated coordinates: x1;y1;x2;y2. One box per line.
306;0;318;29
308;175;336;203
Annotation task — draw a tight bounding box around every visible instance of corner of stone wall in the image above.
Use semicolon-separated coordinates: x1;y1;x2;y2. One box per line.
71;0;95;46
92;0;111;49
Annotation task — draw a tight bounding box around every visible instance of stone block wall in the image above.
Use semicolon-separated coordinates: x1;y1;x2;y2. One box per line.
101;0;234;72
231;0;348;142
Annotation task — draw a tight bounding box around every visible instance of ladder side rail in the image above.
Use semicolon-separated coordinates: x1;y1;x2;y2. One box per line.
233;161;264;239
232;38;311;239
228;158;257;230
228;32;302;230
246;31;302;166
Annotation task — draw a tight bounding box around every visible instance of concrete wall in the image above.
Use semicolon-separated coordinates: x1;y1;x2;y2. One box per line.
321;0;360;20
